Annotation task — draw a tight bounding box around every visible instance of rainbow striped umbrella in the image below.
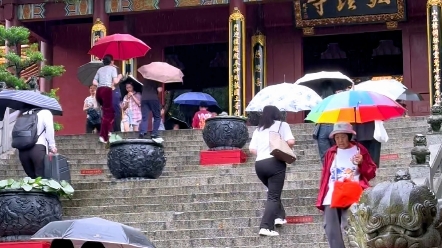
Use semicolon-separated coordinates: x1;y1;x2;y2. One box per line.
305;90;406;123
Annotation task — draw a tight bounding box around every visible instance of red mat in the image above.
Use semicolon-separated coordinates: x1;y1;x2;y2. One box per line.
200;150;247;166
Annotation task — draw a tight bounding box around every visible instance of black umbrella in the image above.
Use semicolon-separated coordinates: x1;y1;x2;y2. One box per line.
77;61;103;86
0;89;63;121
164;117;189;130
397;89;424;101
119;75;143;97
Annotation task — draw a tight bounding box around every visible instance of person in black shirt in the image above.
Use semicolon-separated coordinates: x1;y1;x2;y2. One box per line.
139;79;163;143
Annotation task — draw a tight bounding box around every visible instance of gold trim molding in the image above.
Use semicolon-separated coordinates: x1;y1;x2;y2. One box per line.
428;0;442;7
294;0;406;28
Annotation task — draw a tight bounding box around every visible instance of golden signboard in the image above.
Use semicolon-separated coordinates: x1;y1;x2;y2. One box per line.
251;31;266;96
228;7;246;116
91;18;106;61
427;0;442;105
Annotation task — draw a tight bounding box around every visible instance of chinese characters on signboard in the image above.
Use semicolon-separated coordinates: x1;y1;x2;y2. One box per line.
430;6;442;105
294;0;405;27
251;32;266;96
229;8;245;116
91;18;106;61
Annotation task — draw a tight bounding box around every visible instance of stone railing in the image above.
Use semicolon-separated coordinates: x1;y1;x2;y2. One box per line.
0;108;19;154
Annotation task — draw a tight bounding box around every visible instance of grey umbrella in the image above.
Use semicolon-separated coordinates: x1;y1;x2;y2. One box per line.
31;217;155;248
0;89;63;121
77;61;104;86
397;89;424;101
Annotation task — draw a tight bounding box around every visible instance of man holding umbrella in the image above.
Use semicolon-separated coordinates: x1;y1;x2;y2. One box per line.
139;79;163;143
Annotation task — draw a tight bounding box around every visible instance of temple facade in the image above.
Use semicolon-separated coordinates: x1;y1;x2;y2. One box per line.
0;0;428;135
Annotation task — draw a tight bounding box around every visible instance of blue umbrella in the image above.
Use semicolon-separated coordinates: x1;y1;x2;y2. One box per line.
0;89;63;121
173;92;218;106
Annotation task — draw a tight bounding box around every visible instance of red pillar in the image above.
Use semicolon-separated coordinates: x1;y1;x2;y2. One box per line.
228;0;246;116
93;0;109;30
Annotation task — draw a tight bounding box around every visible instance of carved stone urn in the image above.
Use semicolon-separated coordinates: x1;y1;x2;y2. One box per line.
0;190;62;241
246;111;287;126
410;134;430;166
347;169;442;248
107;139;166;179
428;104;442;133
202;116;249;150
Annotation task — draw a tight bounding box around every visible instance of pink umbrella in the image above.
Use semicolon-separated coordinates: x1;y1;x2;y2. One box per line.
137;62;184;83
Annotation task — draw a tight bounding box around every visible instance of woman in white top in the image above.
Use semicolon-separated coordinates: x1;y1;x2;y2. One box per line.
249;105;295;237
315;122;376;248
18;105;57;179
84;84;100;133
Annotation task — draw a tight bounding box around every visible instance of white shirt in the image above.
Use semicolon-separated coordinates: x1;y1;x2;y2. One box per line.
249;121;294;161
322;146;360;205
23;109;56;149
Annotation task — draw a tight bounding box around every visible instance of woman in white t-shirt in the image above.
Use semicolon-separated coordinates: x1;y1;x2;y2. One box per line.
17;106;57;179
315;122;376;248
249;105;295;237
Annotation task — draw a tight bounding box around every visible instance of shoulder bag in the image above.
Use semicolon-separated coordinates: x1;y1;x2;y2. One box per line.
269;122;296;164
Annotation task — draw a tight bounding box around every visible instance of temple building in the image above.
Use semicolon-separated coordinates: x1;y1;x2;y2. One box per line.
0;0;428;135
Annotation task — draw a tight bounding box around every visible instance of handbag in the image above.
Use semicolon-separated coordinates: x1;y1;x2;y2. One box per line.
87;108;101;125
269;122;296;164
373;120;389;143
330;151;363;208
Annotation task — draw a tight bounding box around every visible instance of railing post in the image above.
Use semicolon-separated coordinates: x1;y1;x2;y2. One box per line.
0;108;10;153
409;134;433;189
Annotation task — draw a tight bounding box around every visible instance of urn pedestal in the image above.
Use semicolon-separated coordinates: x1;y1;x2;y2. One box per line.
202;116;249;150
0;190;62;241
107;139;166;179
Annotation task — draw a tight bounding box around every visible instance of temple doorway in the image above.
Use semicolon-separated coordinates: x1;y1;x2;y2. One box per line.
303;30;403;80
163;43;229;124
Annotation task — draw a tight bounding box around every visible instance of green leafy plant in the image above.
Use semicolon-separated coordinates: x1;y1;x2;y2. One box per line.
41;88;64;131
0;26;65;89
0;177;74;199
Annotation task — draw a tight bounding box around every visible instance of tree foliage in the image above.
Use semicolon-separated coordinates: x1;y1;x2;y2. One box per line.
0;26;65;90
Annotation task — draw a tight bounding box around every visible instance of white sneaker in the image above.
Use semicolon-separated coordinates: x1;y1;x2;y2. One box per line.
152;137;164;143
259;228;279;236
98;137;106;143
275;218;287;226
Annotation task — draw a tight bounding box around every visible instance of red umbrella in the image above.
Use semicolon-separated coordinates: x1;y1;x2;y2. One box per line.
88;34;151;60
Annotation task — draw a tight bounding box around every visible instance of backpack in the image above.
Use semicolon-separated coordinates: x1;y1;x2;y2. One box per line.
11;109;45;150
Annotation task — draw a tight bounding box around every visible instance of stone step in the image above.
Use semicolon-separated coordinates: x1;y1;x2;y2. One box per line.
52;122;428;145
48;139;416;155
149;235;330;248
67;175;394;199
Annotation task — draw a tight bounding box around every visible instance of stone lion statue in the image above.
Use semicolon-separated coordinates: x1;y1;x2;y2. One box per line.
347;169;442;248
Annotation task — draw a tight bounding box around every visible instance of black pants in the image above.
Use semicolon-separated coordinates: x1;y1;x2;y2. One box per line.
140;99;161;136
359;140;381;167
18;144;46;179
255;157;286;230
86;120;101;133
323;206;347;248
113;109;121;132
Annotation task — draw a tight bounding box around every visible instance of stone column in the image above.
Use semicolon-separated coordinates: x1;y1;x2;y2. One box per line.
428;0;442;106
427;0;442;133
228;0;246;116
251;31;266;96
91;0;108;61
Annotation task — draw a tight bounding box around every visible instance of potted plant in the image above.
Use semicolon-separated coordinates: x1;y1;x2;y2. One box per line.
107;134;166;180
0;177;74;241
202;115;249;150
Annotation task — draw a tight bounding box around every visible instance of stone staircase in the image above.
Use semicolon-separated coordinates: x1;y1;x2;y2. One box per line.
0;117;428;247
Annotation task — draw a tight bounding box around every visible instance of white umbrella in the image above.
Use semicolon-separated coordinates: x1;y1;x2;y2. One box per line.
354;79;407;100
294;71;354;95
245;83;322;112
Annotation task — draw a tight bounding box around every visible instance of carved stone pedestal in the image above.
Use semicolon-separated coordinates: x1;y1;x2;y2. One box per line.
107;139;166;179
0;190;62;241
202;116;249;150
347;169;442;248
